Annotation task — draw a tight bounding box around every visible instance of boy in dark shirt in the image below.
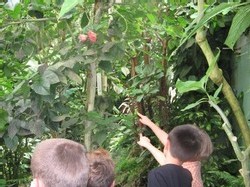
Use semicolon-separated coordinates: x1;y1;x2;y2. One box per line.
142;124;204;187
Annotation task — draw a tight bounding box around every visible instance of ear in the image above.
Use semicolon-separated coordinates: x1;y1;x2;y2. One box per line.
110;180;115;187
31;178;45;187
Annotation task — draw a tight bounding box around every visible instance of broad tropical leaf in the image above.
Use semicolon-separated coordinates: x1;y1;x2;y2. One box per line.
176;76;207;94
170;2;242;60
225;4;250;49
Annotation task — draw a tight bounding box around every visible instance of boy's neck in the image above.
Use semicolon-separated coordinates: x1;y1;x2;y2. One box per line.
165;152;183;166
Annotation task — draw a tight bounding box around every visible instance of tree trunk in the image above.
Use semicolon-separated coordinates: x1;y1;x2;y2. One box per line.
196;0;250;147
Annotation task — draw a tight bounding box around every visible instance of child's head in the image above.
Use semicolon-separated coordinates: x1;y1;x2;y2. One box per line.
30;138;89;187
165;124;204;162
87;148;115;187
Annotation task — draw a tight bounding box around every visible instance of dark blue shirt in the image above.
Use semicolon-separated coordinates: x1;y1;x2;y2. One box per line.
148;164;192;187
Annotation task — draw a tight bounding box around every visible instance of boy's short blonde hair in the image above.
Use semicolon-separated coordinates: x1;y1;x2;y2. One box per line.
31;138;89;187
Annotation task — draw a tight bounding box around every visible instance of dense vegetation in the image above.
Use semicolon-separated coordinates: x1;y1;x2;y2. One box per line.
1;0;250;186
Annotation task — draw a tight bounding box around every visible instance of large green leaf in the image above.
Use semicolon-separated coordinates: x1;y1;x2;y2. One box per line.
169;2;243;60
59;0;80;18
176;76;207;94
224;4;250;49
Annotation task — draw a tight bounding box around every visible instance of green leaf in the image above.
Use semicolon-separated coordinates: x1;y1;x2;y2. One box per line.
176;77;207;94
83;49;97;56
93;131;107;146
99;61;112;72
81;13;89;28
102;42;116;53
146;13;156;23
43;69;60;84
65;69;82;84
51;114;70;122
8;119;20;138
0;179;6;186
61;118;78;129
213;83;223;98
56;71;68;84
181;99;207;111
136;94;144;102
31;77;50;95
121;67;130;76
28;119;45;137
170;2;242;60
0;109;8;132
225;4;250;49
4;135;18;151
188;2;241;39
59;0;79;18
206;50;221;77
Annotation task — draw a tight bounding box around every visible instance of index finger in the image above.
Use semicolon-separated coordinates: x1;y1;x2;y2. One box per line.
137;112;144;117
139;133;144;138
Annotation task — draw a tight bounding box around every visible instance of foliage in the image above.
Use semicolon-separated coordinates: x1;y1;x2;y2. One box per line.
0;0;249;186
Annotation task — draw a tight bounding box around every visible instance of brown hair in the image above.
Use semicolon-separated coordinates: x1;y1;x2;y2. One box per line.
87;148;115;187
196;127;213;160
168;124;203;162
31;138;89;187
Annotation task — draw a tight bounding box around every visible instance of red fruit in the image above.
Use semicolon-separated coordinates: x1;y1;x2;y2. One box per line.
87;31;97;43
78;34;88;43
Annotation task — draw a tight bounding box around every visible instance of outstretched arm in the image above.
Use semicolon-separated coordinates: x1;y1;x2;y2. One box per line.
137;112;168;146
137;133;167;165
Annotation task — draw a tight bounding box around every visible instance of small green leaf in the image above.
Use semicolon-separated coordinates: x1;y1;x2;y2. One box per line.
8;119;19;138
65;69;82;84
146;13;156;23
81;13;89;28
213;83;223;98
136;95;144;102
4;135;18;151
93;131;107;146
28;119;45;137
51;114;70;122
43;69;60;84
121;67;130;76
0;109;8;132
102;42;116;53
59;0;79;18
31;77;50;95
99;61;112;72
181;99;206;111
206;50;221;77
83;49;97;56
61;118;78;129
